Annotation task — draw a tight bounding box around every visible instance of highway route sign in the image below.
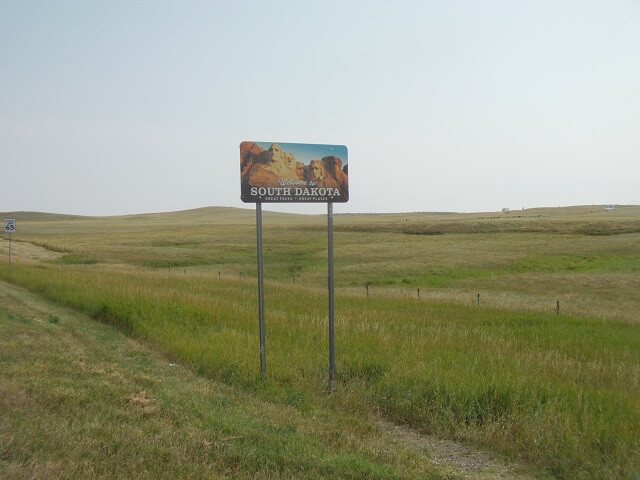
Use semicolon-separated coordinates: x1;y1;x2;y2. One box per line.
4;219;16;232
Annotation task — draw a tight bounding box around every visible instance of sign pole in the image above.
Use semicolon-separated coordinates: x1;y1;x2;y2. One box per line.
8;232;11;276
4;219;16;276
256;202;266;379
328;202;336;391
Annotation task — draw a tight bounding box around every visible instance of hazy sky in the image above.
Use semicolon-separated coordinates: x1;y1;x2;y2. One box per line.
1;0;639;216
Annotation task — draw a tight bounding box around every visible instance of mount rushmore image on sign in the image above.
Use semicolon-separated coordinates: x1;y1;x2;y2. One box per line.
240;141;349;203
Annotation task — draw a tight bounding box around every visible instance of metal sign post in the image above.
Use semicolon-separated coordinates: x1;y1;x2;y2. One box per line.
256;203;266;379
4;219;16;275
328;202;336;391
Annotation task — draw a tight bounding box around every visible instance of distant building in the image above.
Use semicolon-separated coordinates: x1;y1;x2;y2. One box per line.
604;204;615;211
502;208;510;213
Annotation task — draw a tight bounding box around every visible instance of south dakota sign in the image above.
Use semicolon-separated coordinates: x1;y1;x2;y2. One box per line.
240;141;348;203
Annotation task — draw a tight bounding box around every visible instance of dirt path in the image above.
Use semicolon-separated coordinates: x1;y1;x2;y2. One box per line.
377;419;538;480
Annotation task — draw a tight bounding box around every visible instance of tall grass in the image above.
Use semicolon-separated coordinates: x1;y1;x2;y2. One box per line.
1;297;433;479
2;263;638;479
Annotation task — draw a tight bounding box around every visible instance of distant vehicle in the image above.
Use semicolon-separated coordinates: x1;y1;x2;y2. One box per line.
604;204;615;211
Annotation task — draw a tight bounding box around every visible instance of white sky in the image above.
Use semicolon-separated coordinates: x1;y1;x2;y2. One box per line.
1;0;639;216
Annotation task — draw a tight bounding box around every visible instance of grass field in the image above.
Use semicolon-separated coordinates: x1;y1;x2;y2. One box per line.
1;280;470;480
1;204;639;479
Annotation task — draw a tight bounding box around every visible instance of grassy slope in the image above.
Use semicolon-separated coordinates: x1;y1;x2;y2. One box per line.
1;265;638;479
0;280;460;480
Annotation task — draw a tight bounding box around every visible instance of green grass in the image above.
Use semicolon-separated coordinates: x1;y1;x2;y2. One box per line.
1;262;638;479
0;283;453;480
511;253;640;274
1;204;639;479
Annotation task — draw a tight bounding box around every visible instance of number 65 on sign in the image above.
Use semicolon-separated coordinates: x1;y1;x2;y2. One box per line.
4;219;16;232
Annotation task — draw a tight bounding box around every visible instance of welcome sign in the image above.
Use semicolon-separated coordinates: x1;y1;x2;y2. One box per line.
241;141;349;203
